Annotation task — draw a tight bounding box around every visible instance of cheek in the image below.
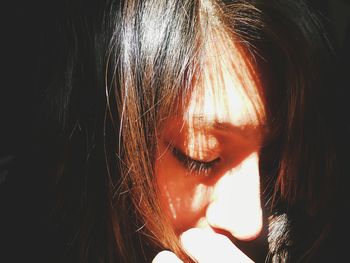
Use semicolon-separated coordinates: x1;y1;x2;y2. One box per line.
155;149;212;233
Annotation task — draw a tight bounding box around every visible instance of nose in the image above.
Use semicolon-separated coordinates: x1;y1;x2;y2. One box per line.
205;152;263;240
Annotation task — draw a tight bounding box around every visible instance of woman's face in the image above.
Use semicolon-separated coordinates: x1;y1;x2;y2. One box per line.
155;45;266;242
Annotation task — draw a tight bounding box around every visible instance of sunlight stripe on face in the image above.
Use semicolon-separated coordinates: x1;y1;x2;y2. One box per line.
184;29;265;159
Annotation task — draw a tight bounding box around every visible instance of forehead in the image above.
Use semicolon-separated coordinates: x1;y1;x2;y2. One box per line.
183;34;265;128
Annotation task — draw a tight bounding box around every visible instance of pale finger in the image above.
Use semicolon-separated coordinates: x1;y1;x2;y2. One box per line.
180;228;254;263
152;250;184;263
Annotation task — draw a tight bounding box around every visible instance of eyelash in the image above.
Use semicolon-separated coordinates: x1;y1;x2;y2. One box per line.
171;147;220;175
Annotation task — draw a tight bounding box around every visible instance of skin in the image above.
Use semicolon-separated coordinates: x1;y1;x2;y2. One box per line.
154;40;266;262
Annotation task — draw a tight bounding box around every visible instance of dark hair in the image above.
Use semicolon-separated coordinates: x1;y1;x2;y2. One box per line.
40;0;339;262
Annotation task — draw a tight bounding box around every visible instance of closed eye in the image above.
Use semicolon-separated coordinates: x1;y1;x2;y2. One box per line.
171;147;220;176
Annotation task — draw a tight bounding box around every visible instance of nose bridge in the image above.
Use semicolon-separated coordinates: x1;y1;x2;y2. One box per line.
213;152;260;204
206;152;263;240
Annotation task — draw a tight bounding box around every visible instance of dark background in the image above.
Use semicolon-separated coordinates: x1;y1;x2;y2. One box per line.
0;0;349;262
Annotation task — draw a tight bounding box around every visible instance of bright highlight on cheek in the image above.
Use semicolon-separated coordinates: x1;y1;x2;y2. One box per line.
155;140;214;231
163;183;178;220
191;184;213;212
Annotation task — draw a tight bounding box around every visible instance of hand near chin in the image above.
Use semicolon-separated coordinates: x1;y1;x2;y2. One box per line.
152;228;254;263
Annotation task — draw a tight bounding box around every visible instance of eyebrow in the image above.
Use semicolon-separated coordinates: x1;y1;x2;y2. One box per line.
188;116;265;139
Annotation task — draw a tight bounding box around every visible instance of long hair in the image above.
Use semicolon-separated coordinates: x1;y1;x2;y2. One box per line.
44;0;338;262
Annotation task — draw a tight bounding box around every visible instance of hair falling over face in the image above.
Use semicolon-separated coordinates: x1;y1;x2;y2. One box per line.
38;0;341;262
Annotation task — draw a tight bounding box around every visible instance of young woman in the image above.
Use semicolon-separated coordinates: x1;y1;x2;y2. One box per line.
2;0;345;262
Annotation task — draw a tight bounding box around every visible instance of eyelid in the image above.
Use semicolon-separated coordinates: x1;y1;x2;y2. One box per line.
170;146;221;175
170;145;219;164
